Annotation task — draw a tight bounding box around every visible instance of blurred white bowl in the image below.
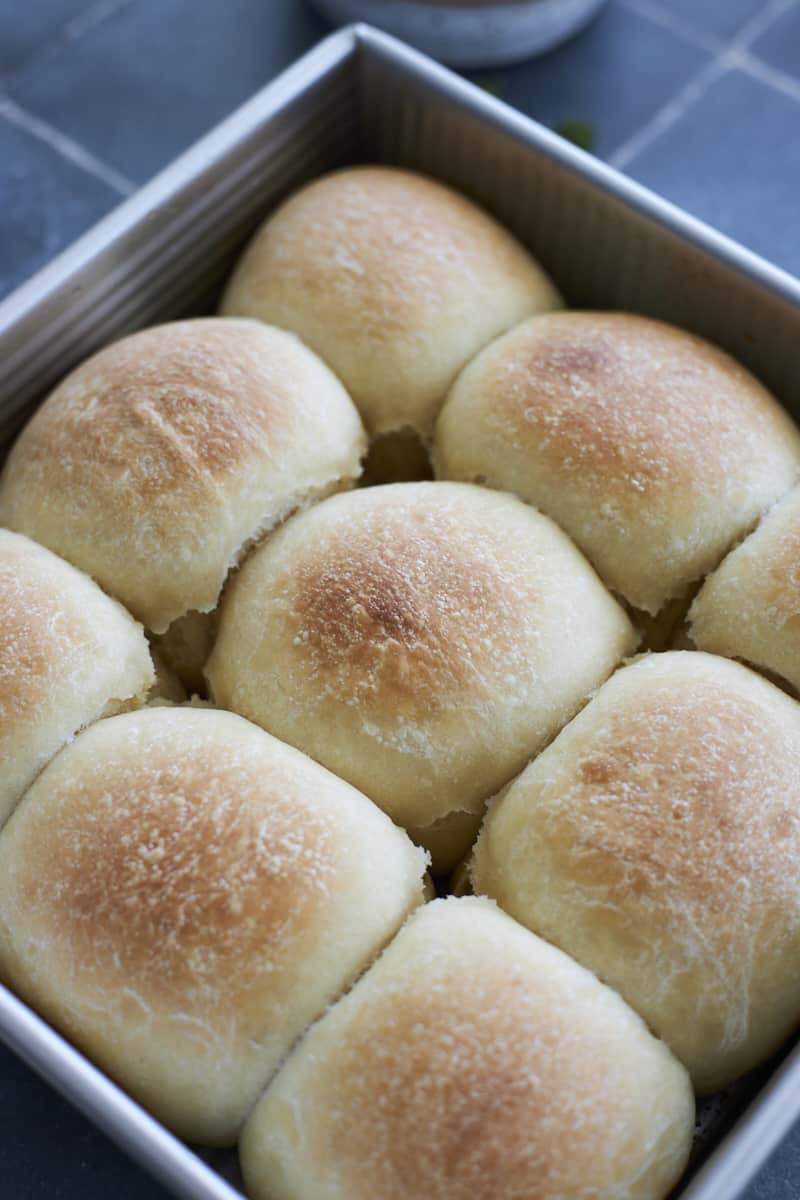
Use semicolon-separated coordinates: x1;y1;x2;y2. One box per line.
309;0;609;68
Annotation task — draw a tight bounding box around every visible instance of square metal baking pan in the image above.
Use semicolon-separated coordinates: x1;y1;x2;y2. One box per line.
2;23;800;1200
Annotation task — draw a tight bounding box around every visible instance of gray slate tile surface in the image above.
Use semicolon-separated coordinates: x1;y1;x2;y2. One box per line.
626;66;800;277
750;0;800;78
643;0;768;40
1;2;800;1199
7;0;327;183
481;0;711;157
0;105;120;294
0;0;94;78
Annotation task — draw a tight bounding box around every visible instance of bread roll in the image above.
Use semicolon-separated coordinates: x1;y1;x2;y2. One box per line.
688;485;800;694
241;897;694;1200
406;809;483;872
206;482;636;870
435;312;800;615
220;166;562;438
473;651;800;1093
0;529;153;825
0;319;365;645
0;707;427;1145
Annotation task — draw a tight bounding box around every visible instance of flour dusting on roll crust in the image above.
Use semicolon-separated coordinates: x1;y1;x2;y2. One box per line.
0;707;426;1146
0;529;153;826
241;897;694;1200
220;166;562;438
0;319;365;642
474;651;800;1093
435;312;800;615
206;482;636;871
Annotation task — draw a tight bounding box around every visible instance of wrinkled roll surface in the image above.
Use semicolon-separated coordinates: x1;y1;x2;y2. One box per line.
206;482;636;870
241;897;694;1200
0;707;427;1145
474;651;800;1093
435;312;800;614
0;529;153;825
220;166;562;438
0;319;365;636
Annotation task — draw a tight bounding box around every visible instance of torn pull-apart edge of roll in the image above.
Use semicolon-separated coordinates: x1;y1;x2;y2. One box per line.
0;319;367;648
688;484;800;696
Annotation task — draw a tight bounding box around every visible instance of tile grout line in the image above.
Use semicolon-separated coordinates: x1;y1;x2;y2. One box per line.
733;0;800;50
0;0;135;92
615;0;723;54
735;50;800;104
0;95;135;195
64;0;137;42
622;0;800;54
608;56;727;170
609;0;800;173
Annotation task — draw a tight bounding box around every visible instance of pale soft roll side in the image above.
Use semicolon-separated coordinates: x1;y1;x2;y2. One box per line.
219;166;562;439
0;707;427;1146
473;651;800;1093
241;896;694;1200
688;484;800;694
206;482;636;871
434;312;800;615
0;529;153;826
0;318;366;640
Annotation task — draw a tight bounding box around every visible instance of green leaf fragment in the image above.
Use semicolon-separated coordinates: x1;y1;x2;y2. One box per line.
555;118;596;151
471;76;503;97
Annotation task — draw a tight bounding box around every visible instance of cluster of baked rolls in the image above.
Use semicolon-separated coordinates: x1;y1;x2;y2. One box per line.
2;165;800;1200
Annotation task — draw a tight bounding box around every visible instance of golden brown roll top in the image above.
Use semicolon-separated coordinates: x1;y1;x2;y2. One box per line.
206;482;636;871
0;318;365;638
434;312;800;616
473;651;800;1093
0;707;427;1145
0;529;153;825
688;484;800;693
220;166;562;439
241;897;694;1200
